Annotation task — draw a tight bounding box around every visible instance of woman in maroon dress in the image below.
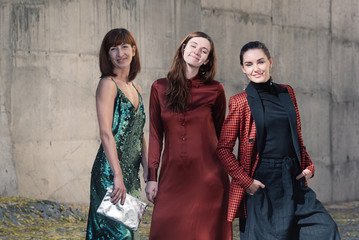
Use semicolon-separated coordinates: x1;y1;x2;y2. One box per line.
145;32;232;240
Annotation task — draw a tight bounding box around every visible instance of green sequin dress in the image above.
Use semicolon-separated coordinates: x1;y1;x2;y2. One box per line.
86;80;145;240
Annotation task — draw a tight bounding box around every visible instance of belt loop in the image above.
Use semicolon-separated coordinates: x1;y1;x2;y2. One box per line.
270;159;275;168
283;156;290;170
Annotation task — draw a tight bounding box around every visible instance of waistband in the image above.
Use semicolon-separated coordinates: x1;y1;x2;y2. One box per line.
260;156;297;162
257;156;300;174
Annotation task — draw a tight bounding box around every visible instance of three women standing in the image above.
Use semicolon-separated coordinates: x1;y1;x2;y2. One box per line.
86;28;147;240
145;32;232;240
216;41;340;240
86;28;339;240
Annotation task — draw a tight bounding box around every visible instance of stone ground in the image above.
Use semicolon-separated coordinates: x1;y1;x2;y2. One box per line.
0;196;358;239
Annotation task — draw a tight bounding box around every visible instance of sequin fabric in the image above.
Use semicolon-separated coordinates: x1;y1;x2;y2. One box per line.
86;81;145;240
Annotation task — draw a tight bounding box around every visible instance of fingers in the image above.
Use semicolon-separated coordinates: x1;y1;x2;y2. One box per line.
145;192;153;203
110;186;126;205
152;188;158;202
246;190;255;196
246;179;265;195
254;179;265;189
146;188;157;203
145;181;158;203
120;192;126;205
296;172;304;180
296;169;313;180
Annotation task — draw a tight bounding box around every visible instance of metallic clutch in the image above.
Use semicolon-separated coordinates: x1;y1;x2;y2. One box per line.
96;186;148;231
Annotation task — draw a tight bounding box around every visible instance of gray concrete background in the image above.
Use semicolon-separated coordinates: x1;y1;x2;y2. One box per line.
0;0;358;204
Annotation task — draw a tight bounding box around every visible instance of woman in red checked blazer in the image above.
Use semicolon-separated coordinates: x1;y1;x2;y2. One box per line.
217;41;340;240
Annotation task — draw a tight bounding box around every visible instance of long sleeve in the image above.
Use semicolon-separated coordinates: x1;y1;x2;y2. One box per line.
148;81;164;181
212;83;227;139
286;85;315;176
216;96;253;189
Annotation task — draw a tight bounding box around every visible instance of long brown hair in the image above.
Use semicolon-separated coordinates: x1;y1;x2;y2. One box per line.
99;28;140;81
165;32;217;112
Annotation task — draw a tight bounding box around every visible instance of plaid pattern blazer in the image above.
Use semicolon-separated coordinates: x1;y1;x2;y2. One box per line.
216;82;315;222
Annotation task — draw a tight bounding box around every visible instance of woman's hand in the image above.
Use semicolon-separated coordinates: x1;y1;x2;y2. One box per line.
246;179;265;195
145;181;158;203
296;169;313;181
111;175;127;205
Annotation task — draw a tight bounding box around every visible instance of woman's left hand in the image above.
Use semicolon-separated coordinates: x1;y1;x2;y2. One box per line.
296;169;313;181
111;175;127;205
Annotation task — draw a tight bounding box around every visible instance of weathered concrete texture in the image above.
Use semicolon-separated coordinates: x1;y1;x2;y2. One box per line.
201;7;273;98
0;0;358;204
272;0;331;30
330;0;359;202
0;1;18;196
332;102;359;202
0;94;18;196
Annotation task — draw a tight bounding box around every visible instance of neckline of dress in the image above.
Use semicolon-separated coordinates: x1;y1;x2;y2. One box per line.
111;78;141;111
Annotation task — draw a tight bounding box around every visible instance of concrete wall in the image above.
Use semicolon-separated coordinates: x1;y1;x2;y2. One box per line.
0;0;358;204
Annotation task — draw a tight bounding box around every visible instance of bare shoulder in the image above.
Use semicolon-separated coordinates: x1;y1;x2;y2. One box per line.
96;77;117;96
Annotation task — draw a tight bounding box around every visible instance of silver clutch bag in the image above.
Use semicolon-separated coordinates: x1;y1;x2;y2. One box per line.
96;186;148;231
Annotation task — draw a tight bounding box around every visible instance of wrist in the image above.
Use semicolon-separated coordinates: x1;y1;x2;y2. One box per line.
113;170;122;177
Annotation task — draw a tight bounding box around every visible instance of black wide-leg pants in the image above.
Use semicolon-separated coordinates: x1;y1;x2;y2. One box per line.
240;157;340;240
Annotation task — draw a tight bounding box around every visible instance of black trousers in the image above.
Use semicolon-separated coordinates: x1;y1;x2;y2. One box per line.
240;157;340;240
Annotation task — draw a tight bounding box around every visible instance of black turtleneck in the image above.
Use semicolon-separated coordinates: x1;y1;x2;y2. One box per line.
252;79;296;159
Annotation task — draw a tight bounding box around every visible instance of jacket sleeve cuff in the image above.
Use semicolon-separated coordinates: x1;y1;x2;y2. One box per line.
242;177;254;190
306;165;315;178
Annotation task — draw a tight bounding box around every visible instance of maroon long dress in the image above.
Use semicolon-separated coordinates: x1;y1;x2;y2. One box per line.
148;77;232;240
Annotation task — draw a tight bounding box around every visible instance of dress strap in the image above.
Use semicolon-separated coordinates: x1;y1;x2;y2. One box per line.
110;77;120;92
131;82;141;96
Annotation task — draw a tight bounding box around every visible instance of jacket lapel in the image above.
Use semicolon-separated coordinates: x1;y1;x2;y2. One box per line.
245;82;265;157
273;83;301;164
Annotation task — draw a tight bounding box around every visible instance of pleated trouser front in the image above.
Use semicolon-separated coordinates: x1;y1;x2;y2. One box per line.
240;157;341;240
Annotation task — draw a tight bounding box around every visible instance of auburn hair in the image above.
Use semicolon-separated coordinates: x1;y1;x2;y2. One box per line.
165;32;217;112
99;28;140;81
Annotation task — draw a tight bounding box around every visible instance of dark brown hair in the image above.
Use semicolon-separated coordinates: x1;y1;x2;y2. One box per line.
99;28;140;81
166;32;217;112
240;41;271;66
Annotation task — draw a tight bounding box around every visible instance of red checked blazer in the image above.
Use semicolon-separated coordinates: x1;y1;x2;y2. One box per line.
216;81;315;222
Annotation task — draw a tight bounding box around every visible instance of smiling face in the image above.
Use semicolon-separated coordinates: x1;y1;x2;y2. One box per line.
182;37;211;69
241;48;273;83
108;43;136;70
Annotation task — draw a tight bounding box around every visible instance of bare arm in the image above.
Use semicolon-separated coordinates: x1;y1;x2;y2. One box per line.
96;78;126;205
133;84;148;182
141;134;148;182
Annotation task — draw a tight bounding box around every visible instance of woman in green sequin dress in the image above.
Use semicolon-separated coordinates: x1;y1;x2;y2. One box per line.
86;28;147;240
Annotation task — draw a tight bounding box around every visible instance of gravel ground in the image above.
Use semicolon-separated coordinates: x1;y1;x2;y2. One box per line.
0;196;358;239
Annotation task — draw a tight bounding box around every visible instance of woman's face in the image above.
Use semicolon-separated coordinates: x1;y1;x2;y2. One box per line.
108;43;136;70
182;37;211;69
241;48;272;83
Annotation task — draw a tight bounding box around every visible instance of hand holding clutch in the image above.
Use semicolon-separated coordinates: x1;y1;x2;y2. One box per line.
97;186;148;231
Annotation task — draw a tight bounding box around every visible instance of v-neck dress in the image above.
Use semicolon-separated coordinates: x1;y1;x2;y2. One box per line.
86;79;145;240
148;77;232;240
